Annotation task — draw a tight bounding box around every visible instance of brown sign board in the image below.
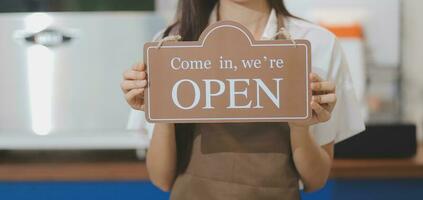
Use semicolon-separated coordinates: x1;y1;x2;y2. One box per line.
144;21;311;123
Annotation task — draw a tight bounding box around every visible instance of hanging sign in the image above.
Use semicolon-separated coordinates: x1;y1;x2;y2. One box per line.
144;21;311;123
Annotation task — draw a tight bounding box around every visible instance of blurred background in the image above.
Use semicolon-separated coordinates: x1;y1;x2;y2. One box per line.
0;0;422;199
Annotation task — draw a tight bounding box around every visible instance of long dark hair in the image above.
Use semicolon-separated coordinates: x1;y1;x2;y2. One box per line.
164;0;294;174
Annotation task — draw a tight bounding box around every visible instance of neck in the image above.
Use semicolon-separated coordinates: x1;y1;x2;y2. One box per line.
218;0;271;39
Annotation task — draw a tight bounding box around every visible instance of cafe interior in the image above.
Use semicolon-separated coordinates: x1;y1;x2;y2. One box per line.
0;0;422;199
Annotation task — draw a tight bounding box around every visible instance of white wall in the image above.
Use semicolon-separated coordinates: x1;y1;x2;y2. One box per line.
402;0;423;140
286;0;401;68
156;0;178;23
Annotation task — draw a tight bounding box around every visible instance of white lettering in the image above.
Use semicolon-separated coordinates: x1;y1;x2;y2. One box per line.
203;79;225;109
254;78;282;108
227;79;252;109
170;57;211;71
171;79;200;110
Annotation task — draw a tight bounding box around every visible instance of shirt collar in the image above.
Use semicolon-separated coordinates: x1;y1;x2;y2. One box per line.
261;9;278;40
209;7;278;40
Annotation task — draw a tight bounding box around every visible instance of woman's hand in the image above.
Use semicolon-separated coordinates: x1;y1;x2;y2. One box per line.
121;63;148;111
289;73;337;129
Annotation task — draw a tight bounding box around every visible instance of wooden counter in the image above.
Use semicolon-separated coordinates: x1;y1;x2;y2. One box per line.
331;144;423;179
0;150;148;181
1;145;423;181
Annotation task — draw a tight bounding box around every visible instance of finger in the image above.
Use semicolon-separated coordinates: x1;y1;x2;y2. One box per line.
123;70;146;80
125;88;144;102
311;81;336;92
321;103;336;114
132;63;146;71
121;80;148;92
311;101;331;122
312;93;337;104
309;73;323;82
321;103;331;110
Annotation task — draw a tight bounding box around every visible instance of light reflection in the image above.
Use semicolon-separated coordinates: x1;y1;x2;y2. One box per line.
27;45;55;136
25;13;55;136
24;13;53;33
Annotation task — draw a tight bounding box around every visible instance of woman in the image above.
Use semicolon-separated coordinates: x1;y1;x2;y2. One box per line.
121;0;365;199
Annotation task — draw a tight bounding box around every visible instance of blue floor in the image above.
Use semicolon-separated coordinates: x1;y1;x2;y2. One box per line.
0;181;169;200
1;179;423;200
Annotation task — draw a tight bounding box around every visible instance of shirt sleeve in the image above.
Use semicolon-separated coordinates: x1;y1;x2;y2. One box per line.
127;109;155;140
310;37;366;146
127;109;143;130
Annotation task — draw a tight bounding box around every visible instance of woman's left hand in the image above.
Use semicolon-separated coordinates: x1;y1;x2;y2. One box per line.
289;73;337;129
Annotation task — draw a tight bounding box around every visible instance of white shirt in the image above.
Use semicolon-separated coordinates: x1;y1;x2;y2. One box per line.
127;9;365;146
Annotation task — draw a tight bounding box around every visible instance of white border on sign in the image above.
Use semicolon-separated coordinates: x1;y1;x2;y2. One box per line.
146;24;310;121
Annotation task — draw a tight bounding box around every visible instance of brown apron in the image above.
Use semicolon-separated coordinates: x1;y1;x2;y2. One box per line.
170;15;300;200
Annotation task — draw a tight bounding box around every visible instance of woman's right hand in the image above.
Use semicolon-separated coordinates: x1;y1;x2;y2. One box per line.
121;63;148;111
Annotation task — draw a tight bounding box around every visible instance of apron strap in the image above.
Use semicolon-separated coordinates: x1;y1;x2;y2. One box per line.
276;14;287;40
